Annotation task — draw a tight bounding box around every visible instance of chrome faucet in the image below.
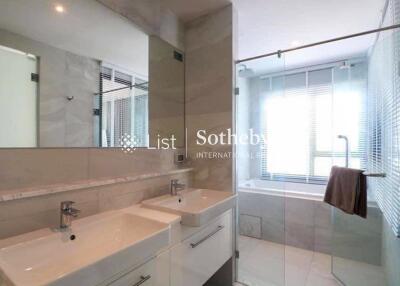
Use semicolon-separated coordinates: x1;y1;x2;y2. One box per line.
60;201;80;229
170;179;185;196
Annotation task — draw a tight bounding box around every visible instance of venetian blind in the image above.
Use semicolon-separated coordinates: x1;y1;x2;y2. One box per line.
367;4;400;236
99;65;148;148
260;63;367;184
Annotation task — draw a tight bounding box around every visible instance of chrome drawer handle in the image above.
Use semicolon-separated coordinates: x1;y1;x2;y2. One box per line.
190;225;224;248
131;275;151;286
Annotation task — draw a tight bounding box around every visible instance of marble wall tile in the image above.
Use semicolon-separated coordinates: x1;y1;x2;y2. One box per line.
332;206;382;265
314;202;333;254
148;36;185;147
382;218;400;286
0;170;192;239
314;227;332;254
285;222;315;251
184;5;234;193
64;52;100;147
239;192;285;244
285;198;315;250
285;197;315;227
0;149;89;191
87;148;178;179
238;192;264;218
262;219;285;244
238;192;335;252
0;187;98;221
314;201;332;228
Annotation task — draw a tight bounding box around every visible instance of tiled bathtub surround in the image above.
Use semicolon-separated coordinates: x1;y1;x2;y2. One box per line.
0;148;192;239
239;190;384;263
238;191;332;254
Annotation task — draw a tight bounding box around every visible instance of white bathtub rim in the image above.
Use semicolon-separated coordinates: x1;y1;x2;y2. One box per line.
238;186;323;201
238;187;379;208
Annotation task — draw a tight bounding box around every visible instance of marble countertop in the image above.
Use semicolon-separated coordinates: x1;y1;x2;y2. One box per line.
0;168;193;202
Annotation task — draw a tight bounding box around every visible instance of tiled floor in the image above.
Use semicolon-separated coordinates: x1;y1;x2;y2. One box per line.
332;256;387;286
238;235;340;286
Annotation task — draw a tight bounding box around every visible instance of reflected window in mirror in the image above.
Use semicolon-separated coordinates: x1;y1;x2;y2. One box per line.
95;65;149;148
0;0;184;149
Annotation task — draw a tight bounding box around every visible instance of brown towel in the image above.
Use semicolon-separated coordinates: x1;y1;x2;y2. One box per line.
324;166;367;218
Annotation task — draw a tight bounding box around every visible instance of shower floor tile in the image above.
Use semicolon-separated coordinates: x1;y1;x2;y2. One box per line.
238;235;339;286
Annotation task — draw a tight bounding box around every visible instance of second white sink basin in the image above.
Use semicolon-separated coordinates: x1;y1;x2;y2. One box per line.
0;211;169;286
142;188;237;227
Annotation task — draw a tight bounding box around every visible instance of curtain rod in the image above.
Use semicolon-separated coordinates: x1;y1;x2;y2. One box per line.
236;23;400;64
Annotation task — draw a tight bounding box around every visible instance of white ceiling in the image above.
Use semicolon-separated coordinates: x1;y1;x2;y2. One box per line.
163;0;231;22
232;0;387;74
0;0;388;76
0;0;149;76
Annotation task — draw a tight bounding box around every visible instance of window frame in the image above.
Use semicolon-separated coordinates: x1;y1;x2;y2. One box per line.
260;64;367;185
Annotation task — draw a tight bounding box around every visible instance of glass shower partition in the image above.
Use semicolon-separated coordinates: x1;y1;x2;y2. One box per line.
331;27;400;286
236;54;286;286
235;26;400;286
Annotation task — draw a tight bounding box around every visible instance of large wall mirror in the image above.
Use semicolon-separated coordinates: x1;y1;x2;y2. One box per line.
0;0;185;148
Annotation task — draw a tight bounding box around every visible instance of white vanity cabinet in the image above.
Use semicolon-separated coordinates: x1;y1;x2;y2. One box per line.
106;249;172;286
170;210;233;286
107;259;155;286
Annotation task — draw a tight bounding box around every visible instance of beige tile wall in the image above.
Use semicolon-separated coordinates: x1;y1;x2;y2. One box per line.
185;5;235;192
0;148;192;239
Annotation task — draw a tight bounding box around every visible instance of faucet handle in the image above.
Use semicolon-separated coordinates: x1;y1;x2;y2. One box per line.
69;207;81;217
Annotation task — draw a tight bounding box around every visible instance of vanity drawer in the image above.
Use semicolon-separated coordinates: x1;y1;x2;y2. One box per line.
170;210;232;286
107;259;155;286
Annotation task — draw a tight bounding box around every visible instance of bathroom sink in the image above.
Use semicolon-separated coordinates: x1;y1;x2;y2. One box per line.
0;212;169;286
142;188;237;227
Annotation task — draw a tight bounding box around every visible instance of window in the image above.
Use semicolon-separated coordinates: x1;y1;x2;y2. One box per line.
261;62;367;184
98;65;148;147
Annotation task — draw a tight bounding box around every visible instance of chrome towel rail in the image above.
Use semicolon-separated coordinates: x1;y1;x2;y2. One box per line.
337;135;386;178
363;172;386;177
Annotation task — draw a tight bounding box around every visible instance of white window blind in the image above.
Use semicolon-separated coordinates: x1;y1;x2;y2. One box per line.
260;63;367;184
99;65;148;148
367;15;400;236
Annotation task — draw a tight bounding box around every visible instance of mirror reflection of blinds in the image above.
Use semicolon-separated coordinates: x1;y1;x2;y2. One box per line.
260;62;367;184
99;66;148;148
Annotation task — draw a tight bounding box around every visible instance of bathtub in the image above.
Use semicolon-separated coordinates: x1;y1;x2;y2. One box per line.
238;179;326;201
238;179;378;204
238;178;380;254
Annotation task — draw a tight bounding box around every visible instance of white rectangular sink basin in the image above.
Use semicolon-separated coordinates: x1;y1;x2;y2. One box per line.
142;189;237;227
0;212;169;286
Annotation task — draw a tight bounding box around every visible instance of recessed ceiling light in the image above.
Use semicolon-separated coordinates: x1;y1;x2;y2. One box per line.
54;4;65;13
291;40;301;47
